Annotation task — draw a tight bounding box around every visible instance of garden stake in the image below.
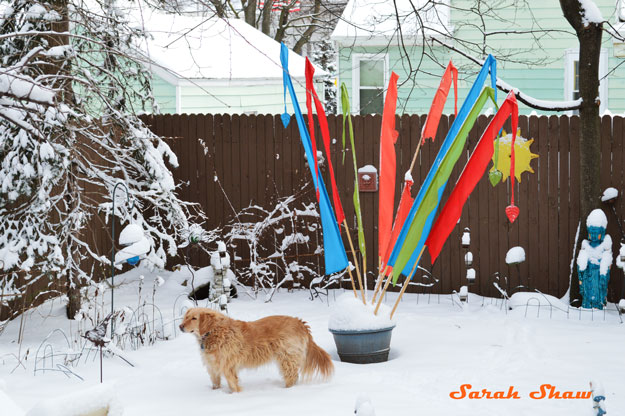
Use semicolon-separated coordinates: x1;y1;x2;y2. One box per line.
372;266;390;305
390;247;426;319
343;220;366;304
374;270;393;315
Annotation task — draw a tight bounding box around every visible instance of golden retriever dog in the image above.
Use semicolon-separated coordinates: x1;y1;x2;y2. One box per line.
179;307;333;392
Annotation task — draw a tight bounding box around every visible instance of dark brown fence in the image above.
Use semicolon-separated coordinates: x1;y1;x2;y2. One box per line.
139;114;625;302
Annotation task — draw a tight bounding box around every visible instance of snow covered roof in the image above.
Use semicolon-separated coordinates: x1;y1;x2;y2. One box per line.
331;0;451;45
129;9;325;82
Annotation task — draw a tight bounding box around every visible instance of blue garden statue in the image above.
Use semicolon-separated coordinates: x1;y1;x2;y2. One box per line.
577;209;613;309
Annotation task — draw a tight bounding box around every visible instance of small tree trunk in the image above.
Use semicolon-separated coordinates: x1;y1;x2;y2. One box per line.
244;0;257;26
560;0;603;305
66;276;81;319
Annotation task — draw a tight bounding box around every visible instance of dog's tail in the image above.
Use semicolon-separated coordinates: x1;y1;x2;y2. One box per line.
302;332;334;381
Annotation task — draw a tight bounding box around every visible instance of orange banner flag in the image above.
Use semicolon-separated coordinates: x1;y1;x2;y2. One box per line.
378;72;400;259
421;61;458;142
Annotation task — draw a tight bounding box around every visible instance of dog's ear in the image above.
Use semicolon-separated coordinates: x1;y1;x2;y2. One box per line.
198;311;214;336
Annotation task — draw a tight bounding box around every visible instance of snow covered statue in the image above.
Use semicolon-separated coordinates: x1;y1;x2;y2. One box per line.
577;209;612;309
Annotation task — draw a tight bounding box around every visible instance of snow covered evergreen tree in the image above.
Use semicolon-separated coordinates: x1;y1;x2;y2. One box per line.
0;0;197;317
310;39;337;114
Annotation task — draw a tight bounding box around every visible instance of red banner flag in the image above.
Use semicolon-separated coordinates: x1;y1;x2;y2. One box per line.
426;92;519;264
378;72;400;259
305;60;321;202
421;61;458;142
305;58;345;224
382;172;414;267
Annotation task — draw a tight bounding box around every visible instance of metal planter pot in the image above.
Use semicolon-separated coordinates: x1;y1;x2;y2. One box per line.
329;325;395;364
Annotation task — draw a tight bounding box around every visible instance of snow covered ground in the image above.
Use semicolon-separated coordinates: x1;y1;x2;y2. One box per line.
1;267;624;415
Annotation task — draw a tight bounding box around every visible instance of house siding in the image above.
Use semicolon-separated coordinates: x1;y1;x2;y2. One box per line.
150;75;323;115
336;0;625;115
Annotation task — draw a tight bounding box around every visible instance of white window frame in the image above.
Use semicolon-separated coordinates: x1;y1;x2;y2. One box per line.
564;48;608;115
351;53;389;115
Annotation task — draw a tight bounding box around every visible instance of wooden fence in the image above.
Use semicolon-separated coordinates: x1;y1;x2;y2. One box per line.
138;113;625;303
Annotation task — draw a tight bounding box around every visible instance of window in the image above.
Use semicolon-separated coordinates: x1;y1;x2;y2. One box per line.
352;54;387;115
564;48;608;115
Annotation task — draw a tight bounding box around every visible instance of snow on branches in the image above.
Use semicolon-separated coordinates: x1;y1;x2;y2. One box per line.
0;0;199;315
221;186;323;302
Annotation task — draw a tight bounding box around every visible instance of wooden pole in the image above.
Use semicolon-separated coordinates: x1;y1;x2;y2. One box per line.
343;220;366;304
374;271;393;315
371;265;389;304
409;137;423;173
390;247;425;319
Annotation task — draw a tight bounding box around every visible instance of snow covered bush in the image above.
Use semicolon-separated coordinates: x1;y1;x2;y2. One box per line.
222;185;324;301
0;0;199;318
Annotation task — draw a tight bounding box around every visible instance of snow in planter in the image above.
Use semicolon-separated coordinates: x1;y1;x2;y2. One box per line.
328;293;394;331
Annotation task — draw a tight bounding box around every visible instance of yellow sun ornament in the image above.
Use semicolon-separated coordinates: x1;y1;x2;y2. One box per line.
489;128;538;183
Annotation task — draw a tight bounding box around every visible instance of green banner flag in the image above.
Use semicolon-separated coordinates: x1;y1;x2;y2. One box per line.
392;87;498;284
340;83;366;267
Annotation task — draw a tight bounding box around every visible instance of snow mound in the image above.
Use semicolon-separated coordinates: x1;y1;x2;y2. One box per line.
26;384;122;416
328;293;394;331
355;394;376;416
506;246;525;264
508;292;568;310
0;387;23;416
601;187;618;202
586;209;608;229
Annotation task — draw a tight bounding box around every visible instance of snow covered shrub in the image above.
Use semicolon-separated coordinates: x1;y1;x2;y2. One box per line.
223;184;324;301
0;0;199;318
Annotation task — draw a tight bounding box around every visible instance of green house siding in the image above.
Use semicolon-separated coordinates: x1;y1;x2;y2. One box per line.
149;73;322;115
152;75;177;114
336;0;625;115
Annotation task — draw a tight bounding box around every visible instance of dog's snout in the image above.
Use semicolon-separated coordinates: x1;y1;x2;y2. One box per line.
179;323;185;332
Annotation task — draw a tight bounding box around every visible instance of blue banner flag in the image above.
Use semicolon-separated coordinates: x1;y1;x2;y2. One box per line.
386;55;497;276
280;43;348;275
